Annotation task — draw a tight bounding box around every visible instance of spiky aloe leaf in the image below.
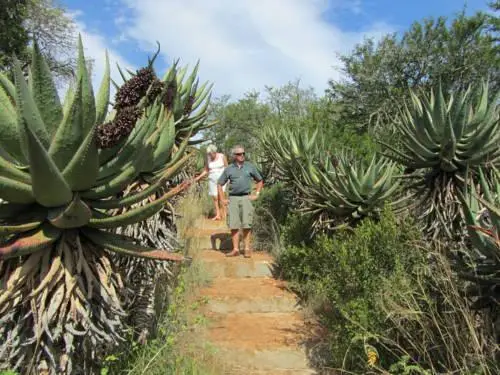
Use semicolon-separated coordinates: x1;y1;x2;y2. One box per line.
49;78;83;170
24;118;72;207
95;51;110;125
89;150;194;209
13;58;50;154
0;154;31;184
116;62;128;82
77;34;96;134
0;223;61;259
0;83;25;164
0;219;43;236
0;176;35;203
30;41;63;138
47;194;91;228
83;144;153;200
151;112;175;171
62;124;98;191
88;181;189;228
82;228;184;261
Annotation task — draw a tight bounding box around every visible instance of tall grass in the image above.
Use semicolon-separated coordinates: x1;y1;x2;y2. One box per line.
369;251;500;375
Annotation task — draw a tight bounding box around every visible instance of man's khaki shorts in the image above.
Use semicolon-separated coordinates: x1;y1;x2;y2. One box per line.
227;195;254;229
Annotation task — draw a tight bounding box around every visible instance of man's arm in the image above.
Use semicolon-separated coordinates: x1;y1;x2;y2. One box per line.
217;169;229;204
254;180;263;195
250;164;263;199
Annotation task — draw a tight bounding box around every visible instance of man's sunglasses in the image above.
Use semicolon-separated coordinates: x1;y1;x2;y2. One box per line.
234;152;245;156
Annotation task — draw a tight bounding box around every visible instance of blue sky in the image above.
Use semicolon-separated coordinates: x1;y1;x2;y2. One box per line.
62;0;492;98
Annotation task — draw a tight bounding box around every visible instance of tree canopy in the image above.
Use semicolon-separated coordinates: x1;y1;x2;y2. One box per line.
327;10;500;132
0;0;76;83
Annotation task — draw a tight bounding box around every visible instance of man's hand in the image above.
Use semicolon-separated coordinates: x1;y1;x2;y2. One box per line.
249;194;258;201
221;198;230;206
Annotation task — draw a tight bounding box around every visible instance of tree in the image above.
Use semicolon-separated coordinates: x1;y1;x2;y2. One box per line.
205;79;330;156
25;0;77;81
328;10;500;133
205;91;271;156
0;0;29;67
0;0;76;84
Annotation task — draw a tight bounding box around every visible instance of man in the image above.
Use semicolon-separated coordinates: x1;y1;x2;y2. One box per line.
217;145;263;258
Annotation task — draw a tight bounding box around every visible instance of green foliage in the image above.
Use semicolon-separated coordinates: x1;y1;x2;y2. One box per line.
0;1;29;68
252;183;292;251
1;0;77;83
457;168;500;311
377;252;499;374
276;207;423;370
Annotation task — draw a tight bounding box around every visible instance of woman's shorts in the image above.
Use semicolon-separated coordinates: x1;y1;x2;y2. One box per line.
208;180;226;197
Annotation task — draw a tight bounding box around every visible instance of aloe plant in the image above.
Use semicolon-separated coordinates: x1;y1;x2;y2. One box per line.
106;53;215;344
383;82;500;240
114;57;216;147
0;36;195;373
260;126;399;231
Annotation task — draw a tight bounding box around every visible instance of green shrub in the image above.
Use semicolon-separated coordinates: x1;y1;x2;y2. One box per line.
276;206;424;371
252;183;293;251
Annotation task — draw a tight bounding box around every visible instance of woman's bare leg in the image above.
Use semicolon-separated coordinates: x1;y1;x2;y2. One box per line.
219;193;227;220
211;196;221;220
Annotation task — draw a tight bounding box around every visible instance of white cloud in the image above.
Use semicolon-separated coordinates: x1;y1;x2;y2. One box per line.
116;0;392;98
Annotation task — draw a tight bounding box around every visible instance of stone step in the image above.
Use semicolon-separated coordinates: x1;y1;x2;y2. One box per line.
194;218;228;230
185;227;229;239
205;312;307;350
200;277;298;313
204;312;312;372
215;348;317;374
198;250;275;278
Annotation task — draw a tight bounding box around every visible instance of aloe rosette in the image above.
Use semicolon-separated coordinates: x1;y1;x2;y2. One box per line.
382;83;500;240
260;126;399;231
0;37;194;373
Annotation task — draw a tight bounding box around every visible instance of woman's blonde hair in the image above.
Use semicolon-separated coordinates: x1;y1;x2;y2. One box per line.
206;144;217;153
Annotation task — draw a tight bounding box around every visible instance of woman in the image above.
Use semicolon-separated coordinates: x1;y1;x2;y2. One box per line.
194;144;228;220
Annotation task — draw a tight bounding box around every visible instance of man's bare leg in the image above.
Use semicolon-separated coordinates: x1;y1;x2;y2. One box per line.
242;229;252;258
226;229;240;256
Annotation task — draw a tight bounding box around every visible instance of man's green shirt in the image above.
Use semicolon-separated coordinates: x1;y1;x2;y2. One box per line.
217;162;263;196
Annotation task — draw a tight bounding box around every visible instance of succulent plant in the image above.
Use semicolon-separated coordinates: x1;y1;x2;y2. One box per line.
104;54;216;344
102;58;215;344
114;58;215;147
261;126;399;231
0;36;194;373
382;82;500;240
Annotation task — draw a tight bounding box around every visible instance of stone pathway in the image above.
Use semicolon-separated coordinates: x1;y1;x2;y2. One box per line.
187;218;317;375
